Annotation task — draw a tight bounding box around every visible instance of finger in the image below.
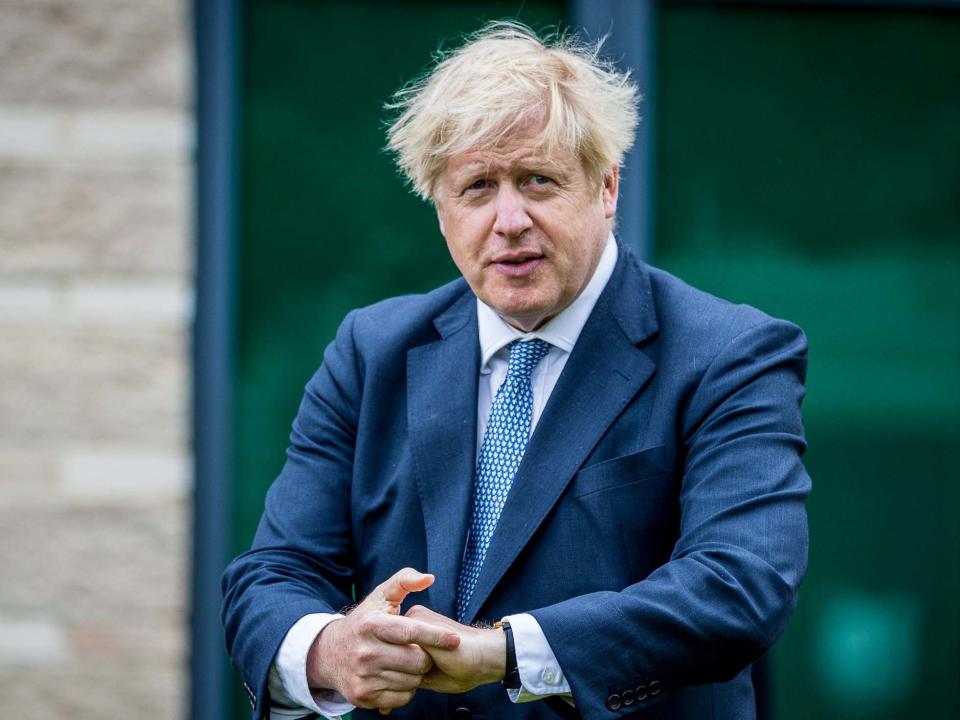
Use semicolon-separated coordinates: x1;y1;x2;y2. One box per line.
405;604;462;631
376;567;434;607
372;615;460;650
372;670;424;692
362;638;435;676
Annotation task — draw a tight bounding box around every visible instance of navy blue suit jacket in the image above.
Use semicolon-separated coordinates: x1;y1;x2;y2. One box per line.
222;245;810;719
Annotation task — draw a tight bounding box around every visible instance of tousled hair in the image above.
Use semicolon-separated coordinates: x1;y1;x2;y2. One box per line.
386;21;640;201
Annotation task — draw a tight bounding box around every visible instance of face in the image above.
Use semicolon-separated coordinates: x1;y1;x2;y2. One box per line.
433;138;618;332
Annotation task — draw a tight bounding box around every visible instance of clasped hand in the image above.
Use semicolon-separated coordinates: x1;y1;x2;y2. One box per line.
306;568;506;713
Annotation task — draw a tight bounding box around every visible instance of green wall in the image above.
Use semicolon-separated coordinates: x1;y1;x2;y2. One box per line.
656;4;960;718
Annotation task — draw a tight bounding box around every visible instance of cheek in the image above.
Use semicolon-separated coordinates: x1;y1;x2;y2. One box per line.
442;228;481;276
551;230;602;292
448;216;490;258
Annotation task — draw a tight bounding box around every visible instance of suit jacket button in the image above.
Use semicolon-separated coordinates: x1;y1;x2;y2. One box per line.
607;693;622;710
649;680;661;695
453;706;472;719
635;684;648;700
622;689;635;706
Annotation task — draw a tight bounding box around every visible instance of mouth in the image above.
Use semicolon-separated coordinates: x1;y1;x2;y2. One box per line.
490;251;545;277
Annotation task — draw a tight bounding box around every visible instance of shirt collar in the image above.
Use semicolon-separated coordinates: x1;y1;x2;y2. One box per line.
476;233;618;373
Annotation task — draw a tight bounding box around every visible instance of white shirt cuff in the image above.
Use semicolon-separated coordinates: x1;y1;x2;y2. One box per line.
269;612;355;719
503;613;572;702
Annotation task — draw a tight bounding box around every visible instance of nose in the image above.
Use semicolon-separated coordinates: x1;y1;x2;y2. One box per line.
491;184;533;239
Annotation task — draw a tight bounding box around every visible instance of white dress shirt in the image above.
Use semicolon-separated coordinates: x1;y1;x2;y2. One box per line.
269;235;619;718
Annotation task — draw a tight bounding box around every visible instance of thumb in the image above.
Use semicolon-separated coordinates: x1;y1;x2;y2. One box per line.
375;567;434;610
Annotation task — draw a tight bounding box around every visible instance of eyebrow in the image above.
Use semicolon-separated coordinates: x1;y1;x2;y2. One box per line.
452;157;567;182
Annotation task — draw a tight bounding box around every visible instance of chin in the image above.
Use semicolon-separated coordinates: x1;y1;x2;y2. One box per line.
490;296;545;319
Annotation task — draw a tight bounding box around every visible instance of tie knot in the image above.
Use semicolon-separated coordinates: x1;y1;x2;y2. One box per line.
506;339;552;380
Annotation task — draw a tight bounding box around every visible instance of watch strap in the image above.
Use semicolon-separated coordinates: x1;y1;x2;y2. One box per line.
496;620;521;690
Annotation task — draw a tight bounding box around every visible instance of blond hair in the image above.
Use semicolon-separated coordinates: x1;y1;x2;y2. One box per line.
386;21;640;201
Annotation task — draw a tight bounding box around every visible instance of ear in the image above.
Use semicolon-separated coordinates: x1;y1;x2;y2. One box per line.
436;209;446;238
601;165;619;220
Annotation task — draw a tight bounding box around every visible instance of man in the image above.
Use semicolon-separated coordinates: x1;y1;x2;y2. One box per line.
222;21;810;720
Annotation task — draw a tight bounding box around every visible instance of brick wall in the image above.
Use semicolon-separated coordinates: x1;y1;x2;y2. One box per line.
0;1;191;717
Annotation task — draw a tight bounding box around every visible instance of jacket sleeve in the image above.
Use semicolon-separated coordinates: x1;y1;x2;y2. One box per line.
221;310;364;718
531;318;811;719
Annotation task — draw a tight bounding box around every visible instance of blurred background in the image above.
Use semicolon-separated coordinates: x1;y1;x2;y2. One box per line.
0;0;957;719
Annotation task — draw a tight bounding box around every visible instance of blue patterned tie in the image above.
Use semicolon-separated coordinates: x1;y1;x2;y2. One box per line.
456;339;552;621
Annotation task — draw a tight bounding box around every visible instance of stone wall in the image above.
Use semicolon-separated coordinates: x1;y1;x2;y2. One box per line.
0;1;191;717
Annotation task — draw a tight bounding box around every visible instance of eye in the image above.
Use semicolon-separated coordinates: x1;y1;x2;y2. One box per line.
464;178;488;193
528;174;553;187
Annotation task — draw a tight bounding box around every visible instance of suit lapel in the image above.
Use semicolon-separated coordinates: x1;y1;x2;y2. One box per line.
461;251;660;622
407;290;480;618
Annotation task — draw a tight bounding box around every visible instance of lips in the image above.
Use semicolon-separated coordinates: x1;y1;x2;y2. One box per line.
490;252;544;277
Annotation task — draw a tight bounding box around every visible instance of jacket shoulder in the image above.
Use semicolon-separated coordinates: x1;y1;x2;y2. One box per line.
345;276;472;354
644;262;802;345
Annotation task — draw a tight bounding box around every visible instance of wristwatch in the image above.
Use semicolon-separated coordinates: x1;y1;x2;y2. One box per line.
495;620;522;689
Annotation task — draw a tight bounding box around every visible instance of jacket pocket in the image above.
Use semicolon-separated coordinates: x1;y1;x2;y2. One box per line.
571;445;668;499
